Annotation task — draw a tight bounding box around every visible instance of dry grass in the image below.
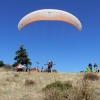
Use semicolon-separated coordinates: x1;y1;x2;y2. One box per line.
0;68;100;100
44;88;62;100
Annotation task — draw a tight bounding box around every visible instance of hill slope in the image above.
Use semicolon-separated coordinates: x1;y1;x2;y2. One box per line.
0;68;100;100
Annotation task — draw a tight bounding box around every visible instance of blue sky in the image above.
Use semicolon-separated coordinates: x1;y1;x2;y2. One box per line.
0;0;100;72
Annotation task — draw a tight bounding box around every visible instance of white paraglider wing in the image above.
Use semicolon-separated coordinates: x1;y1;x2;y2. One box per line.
18;9;82;31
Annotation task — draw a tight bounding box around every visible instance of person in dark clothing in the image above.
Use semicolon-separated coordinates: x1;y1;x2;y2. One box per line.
48;62;52;73
88;63;92;71
94;63;98;72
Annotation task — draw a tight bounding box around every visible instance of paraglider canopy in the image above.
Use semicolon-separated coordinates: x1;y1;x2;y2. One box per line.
18;9;82;31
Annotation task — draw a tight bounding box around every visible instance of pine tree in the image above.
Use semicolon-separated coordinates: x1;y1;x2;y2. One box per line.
13;44;32;69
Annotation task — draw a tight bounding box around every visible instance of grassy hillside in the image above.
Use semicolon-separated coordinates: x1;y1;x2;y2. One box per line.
0;68;100;100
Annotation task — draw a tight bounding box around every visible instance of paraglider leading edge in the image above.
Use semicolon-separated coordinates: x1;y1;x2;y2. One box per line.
18;9;82;31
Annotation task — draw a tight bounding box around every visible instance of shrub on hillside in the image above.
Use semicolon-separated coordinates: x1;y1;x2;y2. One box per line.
63;79;97;100
43;80;98;100
14;73;19;77
83;73;99;81
43;81;72;91
25;79;35;86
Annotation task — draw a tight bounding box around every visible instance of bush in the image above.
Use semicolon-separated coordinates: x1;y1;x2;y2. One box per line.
14;73;19;77
43;81;72;91
25;79;35;86
69;80;96;100
83;73;99;81
43;80;98;100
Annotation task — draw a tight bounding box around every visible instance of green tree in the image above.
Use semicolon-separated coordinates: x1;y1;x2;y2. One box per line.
13;45;32;69
0;60;4;67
